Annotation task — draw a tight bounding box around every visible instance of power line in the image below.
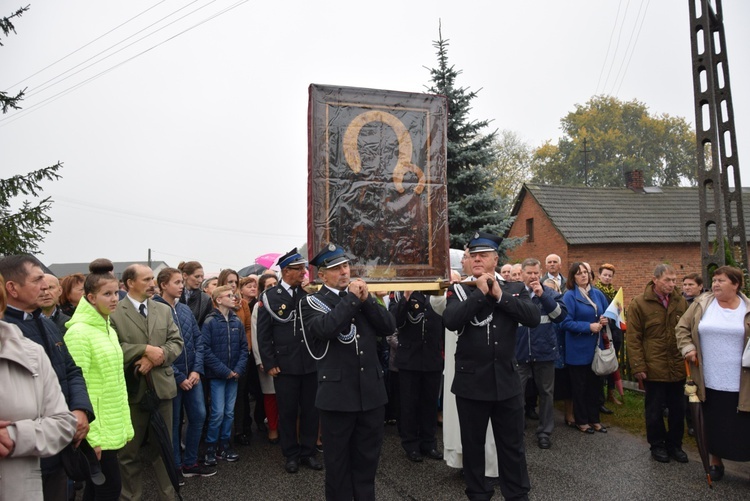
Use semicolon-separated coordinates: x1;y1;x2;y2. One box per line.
0;0;250;127
3;0;169;92
51;194;303;240
613;0;651;96
25;0;210;99
601;0;631;94
594;0;623;96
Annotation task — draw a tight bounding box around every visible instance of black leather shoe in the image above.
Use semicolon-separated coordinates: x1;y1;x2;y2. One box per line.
407;451;423;462
668;448;688;463
651;447;670;463
422;448;443;460
234;433;251;446
525;409;539;420
709;464;724;481
300;456;323;470
599;405;614;415
285;459;299;473
537;436;551;449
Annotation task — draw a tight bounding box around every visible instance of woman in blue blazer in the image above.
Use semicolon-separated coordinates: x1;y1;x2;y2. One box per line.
560;262;610;434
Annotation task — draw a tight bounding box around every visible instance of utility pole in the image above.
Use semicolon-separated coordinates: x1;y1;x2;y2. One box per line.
690;0;747;284
148;248;152;269
581;138;592;186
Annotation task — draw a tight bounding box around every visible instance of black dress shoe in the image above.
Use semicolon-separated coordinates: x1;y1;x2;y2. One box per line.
285;459;299;473
668;448;688;463
234;433;251;446
300;456;323;470
406;451;423;462
709;464;724;481
525;409;539;420
422;448;443;460
651;447;670;463
537;436;551;449
599;405;614;415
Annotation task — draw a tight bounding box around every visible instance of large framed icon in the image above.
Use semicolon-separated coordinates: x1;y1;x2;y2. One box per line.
308;84;449;282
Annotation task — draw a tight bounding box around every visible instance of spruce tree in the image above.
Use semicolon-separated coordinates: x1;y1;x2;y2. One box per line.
1;5;63;256
426;29;513;251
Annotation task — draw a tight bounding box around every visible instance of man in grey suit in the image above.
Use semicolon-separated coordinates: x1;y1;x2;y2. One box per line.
110;264;183;501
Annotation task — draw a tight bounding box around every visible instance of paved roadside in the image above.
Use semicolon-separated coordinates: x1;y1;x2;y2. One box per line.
138;410;749;500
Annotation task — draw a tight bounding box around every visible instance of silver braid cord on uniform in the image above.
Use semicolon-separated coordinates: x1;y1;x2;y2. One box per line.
453;283;494;341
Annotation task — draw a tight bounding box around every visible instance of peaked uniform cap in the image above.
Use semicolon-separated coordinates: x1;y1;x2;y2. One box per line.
310;243;350;269
468;232;503;253
277;248;307;269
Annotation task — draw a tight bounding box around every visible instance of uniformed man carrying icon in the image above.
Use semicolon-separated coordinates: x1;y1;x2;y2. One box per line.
443;232;541;501
299;243;395;501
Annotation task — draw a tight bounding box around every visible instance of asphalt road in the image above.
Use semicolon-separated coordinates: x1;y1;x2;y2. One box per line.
128;409;750;500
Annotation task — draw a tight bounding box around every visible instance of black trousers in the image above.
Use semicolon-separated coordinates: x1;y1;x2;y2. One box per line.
569;364;601;425
398;369;441;453
644;380;685;450
319;406;385;501
82;449;121;501
456;395;530;501
275;372;319;460
234;356;265;435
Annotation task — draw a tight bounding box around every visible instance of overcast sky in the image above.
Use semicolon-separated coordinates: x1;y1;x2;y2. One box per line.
2;0;749;272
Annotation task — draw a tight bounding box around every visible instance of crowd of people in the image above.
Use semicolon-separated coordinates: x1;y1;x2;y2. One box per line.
1;235;749;500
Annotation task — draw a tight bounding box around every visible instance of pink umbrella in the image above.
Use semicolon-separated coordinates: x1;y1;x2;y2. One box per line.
255;253;281;269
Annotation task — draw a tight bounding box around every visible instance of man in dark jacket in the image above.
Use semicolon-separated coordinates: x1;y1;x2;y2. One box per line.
0;255;94;501
443;233;540;501
40;273;70;336
257;248;321;474
514;258;567;450
300;243;396;501
388;290;444;462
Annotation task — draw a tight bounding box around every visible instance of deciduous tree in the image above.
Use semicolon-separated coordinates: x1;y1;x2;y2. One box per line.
531;95;696;187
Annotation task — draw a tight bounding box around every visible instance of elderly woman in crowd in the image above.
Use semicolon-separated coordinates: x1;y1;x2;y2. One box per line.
676;265;750;481
1;274;78;500
560;262;610;434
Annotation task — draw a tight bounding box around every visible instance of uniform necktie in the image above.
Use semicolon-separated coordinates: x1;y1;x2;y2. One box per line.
139;303;147;318
339;290;348;298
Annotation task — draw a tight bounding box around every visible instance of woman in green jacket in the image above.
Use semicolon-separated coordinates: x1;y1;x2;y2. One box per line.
65;260;134;500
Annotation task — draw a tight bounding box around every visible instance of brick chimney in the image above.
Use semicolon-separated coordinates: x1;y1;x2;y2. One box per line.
625;169;645;192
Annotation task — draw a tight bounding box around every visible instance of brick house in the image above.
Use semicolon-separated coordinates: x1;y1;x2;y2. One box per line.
504;179;750;305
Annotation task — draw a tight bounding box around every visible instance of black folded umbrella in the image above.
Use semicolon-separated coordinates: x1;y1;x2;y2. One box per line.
60;439;105;486
684;360;712;488
135;365;184;500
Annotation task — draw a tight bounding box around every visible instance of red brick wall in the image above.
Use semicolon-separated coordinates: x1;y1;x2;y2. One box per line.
506;193;568;266
568;243;702;306
506;193;704;307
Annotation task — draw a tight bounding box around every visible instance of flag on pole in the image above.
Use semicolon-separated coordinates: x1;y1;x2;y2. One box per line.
603;287;627;330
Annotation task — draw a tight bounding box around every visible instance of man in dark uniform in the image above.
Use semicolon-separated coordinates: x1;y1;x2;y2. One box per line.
443;233;541;501
300;244;395;501
388;290;444;462
257;248;322;474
